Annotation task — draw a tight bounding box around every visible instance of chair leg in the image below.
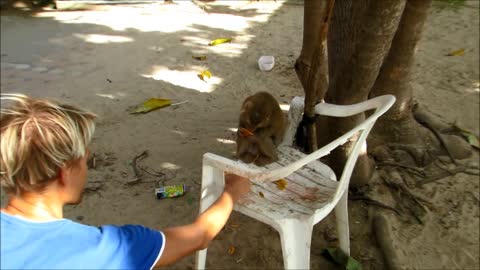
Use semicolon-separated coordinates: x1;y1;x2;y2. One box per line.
278;219;313;270
335;191;350;255
195;249;207;270
194;165;224;270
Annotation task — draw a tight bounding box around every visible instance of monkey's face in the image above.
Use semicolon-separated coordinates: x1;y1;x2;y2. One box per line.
240;98;271;131
248;111;270;130
241;111;269;131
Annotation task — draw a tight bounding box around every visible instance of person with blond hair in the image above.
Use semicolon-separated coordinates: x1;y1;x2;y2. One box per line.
0;94;251;269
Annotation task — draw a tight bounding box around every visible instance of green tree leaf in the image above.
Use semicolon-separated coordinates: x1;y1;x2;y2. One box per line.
208;38;232;46
132;98;172;114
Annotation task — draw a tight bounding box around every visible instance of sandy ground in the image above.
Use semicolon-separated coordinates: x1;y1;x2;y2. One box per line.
1;1;479;269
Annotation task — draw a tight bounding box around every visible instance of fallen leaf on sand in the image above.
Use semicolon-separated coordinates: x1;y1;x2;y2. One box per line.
464;133;480;149
228;245;236;256
131;98;172;114
322;247;362;270
457;129;479;149
192;55;207;60
446;48;465;56
197;70;212;81
208;38;232;46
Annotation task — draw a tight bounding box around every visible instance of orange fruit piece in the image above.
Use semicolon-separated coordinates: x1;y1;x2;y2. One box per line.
239;128;254;137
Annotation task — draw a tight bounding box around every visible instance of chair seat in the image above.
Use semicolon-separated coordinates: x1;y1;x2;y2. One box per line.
235;146;338;220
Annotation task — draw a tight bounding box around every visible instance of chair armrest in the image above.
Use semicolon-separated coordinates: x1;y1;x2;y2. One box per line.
203;153;264;179
203;153;297;183
315;95;395;118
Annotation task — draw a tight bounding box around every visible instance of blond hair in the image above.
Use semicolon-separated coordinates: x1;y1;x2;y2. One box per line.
0;94;96;195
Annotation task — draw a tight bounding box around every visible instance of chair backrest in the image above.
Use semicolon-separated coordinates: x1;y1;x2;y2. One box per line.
315;95;395;203
281;96;306;147
279;95;395;204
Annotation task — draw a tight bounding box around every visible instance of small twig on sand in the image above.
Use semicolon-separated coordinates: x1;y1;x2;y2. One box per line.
141;167;165;178
377;161;426;177
171;100;189;107
125;179;158;186
125;151;149;185
416;164;480;187
84;182;104;193
131;151;148;178
350;195;401;215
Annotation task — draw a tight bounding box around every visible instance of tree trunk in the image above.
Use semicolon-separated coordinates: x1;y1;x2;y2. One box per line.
369;0;434;148
324;0;407;186
295;0;334;153
295;0;328;97
315;0;358;150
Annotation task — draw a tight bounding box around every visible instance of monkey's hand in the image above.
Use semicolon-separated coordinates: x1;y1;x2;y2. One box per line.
238;127;254;138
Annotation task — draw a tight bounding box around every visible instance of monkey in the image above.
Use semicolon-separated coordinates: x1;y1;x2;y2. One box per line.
239;91;286;144
236;92;286;166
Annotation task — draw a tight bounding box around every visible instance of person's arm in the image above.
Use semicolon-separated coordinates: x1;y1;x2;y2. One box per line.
154;174;250;268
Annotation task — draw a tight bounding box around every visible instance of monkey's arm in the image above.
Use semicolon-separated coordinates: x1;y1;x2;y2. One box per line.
236;135;259;163
255;136;277;160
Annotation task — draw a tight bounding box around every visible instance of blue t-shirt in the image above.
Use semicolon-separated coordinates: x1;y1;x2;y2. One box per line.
0;212;165;269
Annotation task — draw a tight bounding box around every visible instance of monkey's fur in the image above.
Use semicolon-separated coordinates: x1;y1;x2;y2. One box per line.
236;92;286;166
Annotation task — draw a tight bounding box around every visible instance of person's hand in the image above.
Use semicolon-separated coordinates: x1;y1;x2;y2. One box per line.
224;174;251;202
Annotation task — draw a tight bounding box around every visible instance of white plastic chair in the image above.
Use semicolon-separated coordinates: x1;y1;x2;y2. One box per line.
195;95;395;270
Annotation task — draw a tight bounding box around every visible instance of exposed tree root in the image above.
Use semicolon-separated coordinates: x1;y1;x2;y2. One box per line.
373;214;404;270
363;154;478;226
413;104;474;160
381;169;427;224
368;153;478;270
414;105;458;164
349;195;401;215
412;103;451;132
416;160;480;187
376;161;426;177
371;103;474;173
385;143;436;167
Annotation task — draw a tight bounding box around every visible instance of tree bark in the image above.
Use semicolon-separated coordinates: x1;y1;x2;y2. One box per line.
369;0;434;148
295;0;328;97
295;0;334;153
324;0;407;186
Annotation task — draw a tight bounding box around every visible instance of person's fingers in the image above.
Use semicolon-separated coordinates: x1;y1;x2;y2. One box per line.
224;174;251;199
